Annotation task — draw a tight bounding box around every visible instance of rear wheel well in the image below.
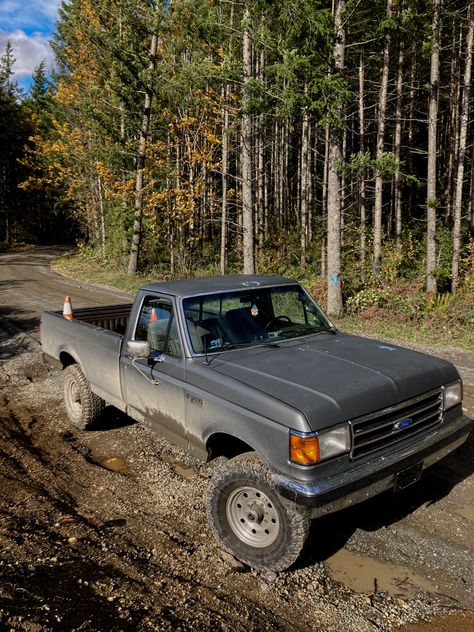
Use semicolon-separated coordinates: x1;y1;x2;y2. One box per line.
59;352;77;369
206;433;254;461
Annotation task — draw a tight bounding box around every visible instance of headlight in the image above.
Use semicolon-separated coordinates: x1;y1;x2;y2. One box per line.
290;425;350;465
443;380;463;410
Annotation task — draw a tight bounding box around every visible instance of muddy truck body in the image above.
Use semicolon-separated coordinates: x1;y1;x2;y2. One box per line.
41;275;472;571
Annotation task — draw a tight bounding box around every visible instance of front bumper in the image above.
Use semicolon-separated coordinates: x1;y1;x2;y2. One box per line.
273;415;472;517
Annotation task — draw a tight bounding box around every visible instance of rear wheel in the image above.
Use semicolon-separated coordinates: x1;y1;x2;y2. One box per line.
206;452;310;571
63;364;105;430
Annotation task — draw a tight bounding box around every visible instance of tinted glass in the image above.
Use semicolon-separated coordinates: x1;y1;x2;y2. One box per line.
136;296;182;357
183;285;332;353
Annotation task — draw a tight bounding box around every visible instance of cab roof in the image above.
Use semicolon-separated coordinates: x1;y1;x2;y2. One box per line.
140;275;297;298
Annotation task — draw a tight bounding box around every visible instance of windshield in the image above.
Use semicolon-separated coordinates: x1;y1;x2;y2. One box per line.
182;284;334;354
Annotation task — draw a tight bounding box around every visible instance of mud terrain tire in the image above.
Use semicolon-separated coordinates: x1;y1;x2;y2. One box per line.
206;452;310;571
63;364;105;430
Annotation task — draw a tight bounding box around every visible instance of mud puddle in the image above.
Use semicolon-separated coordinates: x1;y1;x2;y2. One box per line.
161;454;198;478
96;454;135;477
325;548;440;598
399;610;474;631
454;504;474;522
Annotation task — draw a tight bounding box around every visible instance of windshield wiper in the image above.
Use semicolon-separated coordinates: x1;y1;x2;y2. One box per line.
221;340;256;350
320;326;337;335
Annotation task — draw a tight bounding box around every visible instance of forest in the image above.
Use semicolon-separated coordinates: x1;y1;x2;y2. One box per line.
0;0;473;331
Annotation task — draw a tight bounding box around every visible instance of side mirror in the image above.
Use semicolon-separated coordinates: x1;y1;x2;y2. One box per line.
126;340;151;360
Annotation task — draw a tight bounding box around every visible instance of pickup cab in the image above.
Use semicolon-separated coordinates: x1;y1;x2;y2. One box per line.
41;275;472;571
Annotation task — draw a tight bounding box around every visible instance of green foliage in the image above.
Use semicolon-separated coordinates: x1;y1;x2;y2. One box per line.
346;287;390;312
342;151;400;181
2;0;470;326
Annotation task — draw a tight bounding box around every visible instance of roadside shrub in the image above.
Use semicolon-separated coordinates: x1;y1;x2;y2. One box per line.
346;287;390;313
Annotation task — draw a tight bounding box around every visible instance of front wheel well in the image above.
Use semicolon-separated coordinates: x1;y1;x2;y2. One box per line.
206;433;254;461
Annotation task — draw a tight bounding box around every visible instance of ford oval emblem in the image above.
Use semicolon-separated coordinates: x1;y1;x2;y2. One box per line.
394;418;413;431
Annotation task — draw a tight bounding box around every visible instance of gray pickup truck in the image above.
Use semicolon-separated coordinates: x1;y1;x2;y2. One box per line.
41;275;472;571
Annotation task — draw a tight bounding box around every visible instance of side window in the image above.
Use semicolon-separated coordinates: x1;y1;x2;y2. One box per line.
135;296;182;358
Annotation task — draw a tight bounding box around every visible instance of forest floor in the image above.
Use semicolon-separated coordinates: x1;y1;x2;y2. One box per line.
0;246;473;631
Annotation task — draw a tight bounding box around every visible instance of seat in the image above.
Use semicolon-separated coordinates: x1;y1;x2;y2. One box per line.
224;307;264;343
186;318;210;354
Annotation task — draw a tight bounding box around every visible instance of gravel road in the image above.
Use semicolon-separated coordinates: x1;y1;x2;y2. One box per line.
0;247;473;631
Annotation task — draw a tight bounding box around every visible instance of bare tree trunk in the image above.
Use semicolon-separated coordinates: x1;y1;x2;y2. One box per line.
257;124;264;251
255;50;265;255
340;125;347;247
165;131;174;274
452;4;473;291
394;36;404;252
220;86;229;275
241;6;255;274
358;53;367;282
426;0;442;294
373;0;392;276
444;28;462;222
127;30;158;275
469;140;474;236
280;117;288;229
96;165;106;261
321;125;329;278
308;121;314;243
327;0;345;317
300;98;310;268
407;48;416;214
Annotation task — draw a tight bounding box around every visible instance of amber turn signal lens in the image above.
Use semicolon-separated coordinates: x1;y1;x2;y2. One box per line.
290;433;320;465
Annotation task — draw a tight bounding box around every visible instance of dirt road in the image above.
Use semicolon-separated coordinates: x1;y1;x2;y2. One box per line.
0;247;473;631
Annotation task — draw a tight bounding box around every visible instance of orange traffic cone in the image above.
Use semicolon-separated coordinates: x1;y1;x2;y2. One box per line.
63;296;74;320
149;307;158;322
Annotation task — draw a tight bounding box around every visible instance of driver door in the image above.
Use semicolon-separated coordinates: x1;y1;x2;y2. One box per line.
120;295;187;448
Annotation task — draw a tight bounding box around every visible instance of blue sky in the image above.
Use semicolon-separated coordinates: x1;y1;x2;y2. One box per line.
0;0;60;90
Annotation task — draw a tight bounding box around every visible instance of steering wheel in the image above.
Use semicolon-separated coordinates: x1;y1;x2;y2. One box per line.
264;315;292;331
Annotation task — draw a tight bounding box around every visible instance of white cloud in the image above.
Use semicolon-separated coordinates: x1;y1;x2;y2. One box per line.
0;0;59;86
0;29;55;78
0;1;60;31
37;0;61;20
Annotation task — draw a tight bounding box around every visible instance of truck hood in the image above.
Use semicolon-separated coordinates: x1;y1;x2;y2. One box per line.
210;332;459;430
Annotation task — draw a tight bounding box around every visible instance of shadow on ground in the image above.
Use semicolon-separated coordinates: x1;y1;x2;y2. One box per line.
0;307;39;360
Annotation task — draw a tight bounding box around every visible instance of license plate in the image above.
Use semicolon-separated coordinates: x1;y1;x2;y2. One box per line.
394;462;423;492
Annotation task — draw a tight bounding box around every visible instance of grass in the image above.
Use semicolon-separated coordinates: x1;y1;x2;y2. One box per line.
334;314;474;352
53;248;474;354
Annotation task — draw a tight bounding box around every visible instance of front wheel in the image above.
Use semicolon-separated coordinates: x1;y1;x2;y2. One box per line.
206;453;310;571
63;364;105;430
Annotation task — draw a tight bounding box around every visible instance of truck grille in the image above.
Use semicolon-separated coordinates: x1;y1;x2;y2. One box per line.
349;388;443;460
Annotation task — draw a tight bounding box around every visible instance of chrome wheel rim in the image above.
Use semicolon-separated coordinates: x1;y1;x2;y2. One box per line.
226;486;280;548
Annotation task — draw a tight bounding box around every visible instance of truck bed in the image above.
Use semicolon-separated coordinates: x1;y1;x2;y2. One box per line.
41;303;134;411
63;303;133;334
